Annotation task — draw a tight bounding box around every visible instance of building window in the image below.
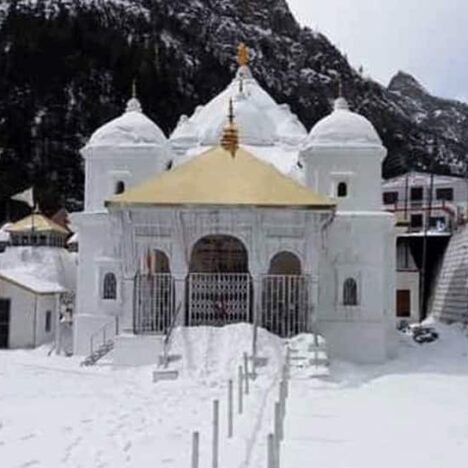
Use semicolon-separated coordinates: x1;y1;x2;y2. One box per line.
45;310;52;332
337;182;348;198
383;191;398;204
410;187;424;202
396;290;411;318
343;278;358;306
436;188;453;201
410;214;424;228
103;273;117;300
115;181;125;195
430;217;447;231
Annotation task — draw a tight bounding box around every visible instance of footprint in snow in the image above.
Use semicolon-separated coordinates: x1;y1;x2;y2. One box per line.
20;461;39;467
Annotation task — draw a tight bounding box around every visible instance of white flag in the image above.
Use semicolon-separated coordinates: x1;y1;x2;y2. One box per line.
11;187;34;208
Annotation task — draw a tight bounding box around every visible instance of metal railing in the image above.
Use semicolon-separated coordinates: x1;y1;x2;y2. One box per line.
89;316;119;356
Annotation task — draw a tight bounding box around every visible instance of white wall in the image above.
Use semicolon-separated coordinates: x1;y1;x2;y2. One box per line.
83;146;171;212
302;146;386;212
0;278;57;348
317;212;396;363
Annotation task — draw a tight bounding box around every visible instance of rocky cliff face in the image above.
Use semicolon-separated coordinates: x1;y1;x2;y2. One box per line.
0;0;467;216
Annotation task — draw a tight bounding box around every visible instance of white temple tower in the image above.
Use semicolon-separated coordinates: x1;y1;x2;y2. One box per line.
301;97;397;362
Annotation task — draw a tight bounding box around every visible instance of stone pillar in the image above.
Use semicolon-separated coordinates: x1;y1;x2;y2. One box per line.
173;271;188;326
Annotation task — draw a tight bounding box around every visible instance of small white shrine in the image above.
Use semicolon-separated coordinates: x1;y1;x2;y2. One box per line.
73;45;396;363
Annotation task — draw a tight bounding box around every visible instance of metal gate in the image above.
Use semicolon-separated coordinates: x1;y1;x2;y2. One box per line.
187;273;252;326
261;275;310;338
134;274;175;334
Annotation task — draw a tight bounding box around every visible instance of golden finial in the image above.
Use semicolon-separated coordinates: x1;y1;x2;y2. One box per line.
221;98;239;158
132;79;137;99
237;42;249;67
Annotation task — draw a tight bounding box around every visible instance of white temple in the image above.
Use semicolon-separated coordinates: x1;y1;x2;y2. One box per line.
73;44;396;363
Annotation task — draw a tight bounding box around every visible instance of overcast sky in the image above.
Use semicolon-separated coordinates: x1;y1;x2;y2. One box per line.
287;0;468;102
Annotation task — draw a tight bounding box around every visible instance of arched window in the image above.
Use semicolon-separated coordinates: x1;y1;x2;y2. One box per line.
343;278;358;306
103;273;117;300
115;181;125;195
337;182;348;198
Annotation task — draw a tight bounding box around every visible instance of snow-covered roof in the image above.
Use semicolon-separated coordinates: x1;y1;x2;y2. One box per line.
383;171;466;189
0;247;77;292
170;65;307;152
306;98;383;149
86;97;168;148
0;269;65;294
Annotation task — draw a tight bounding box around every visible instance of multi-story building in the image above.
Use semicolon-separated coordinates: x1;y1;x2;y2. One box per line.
383;172;468;323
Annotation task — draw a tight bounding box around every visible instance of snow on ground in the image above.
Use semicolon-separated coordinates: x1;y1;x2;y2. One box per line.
0;324;284;468
1;321;468;468
283;321;468;468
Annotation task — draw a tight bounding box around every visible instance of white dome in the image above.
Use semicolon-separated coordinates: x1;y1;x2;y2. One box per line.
170;66;307;149
87;98;168;148
306;98;382;148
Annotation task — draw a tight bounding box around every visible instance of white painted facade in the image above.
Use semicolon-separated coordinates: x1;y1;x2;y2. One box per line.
73;62;397;364
0;275;60;349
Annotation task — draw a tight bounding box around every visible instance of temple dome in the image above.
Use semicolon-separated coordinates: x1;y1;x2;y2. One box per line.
170;65;307;150
86;98;168;148
199;92;276;146
306;98;382;148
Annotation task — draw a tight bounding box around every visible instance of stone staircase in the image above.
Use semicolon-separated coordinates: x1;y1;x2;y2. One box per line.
288;333;329;379
431;225;468;323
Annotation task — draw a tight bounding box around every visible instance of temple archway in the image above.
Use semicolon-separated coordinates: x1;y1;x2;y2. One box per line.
189;235;249;273
268;251;302;275
187;235;252;326
134;249;174;334
263;251;309;338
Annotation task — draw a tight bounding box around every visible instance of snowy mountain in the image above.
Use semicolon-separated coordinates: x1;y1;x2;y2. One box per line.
0;0;467;216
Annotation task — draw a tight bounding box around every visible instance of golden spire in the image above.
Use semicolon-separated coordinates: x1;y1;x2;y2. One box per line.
221;98;239;158
132;79;137;99
237;42;249;67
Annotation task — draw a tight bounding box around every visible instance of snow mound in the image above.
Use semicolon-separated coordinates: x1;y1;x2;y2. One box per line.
168;323;284;382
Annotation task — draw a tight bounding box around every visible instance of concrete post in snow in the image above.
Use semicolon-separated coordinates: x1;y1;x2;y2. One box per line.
238;366;244;415
267;433;275;468
212;399;219;468
228;379;233;438
191;431;199;468
243;352;249;395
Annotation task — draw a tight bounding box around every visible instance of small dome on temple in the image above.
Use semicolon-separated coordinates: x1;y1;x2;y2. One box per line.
86;97;168;148
306;98;383;148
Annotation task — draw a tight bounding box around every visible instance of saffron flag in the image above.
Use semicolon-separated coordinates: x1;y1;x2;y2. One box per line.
11;187;34;208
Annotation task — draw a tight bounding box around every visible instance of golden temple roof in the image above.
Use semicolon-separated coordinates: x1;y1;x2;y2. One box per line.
7;213;69;235
107;146;335;209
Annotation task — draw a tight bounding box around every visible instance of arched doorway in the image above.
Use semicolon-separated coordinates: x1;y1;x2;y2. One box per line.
134;249;175;334
187;235;252;326
262;251;310;337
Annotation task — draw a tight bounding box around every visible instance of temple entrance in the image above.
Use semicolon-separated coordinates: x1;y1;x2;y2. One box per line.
186;235;252;326
134;250;175;334
261;252;310;338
